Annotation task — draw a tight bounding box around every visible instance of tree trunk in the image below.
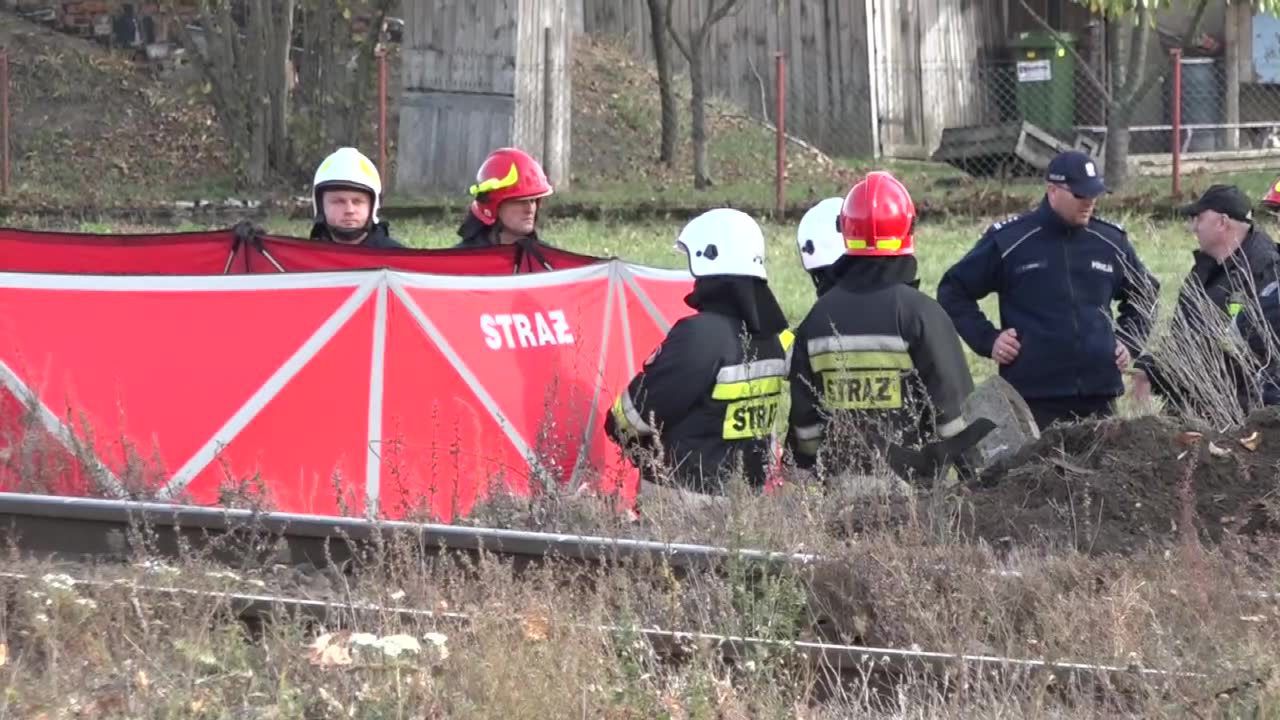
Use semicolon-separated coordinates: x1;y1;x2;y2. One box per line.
246;1;269;186
269;0;295;174
1103;12;1131;188
645;0;677;165
688;37;711;189
172;0;297;188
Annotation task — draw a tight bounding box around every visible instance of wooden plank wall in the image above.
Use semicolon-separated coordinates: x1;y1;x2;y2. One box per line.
396;0;519;193
581;0;874;157
870;0;999;158
514;0;573;187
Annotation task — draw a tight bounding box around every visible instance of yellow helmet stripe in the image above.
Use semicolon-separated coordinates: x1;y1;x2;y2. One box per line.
469;163;520;196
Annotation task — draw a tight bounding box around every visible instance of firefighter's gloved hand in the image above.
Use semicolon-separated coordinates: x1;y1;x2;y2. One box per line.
931;418;997;466
886;419;997;488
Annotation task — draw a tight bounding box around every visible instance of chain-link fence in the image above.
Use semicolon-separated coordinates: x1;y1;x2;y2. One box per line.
783;45;1280;199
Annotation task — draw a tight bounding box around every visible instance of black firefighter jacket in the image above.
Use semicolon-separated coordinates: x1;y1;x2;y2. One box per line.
604;277;792;493
1135;225;1280;414
787;256;975;472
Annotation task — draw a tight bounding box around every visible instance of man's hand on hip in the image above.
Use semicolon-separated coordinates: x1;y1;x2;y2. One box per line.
992;328;1020;365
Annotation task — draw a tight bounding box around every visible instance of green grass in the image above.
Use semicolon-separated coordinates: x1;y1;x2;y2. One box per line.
246;208;1209;388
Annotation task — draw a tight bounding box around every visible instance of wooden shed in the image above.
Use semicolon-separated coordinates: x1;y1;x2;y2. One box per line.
396;0;571;195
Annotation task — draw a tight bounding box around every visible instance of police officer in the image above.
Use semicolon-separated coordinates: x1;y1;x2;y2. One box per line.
787;172;987;482
1132;184;1280;416
604;208;792;495
794;196;847;297
937;150;1160;429
309;147;404;249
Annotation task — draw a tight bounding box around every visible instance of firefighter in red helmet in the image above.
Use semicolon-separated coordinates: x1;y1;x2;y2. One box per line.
1262;176;1280;219
456;147;556;250
786;171;990;484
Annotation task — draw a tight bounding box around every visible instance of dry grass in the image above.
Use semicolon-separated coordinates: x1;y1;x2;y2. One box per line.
4;394;1280;717
2;517;1279;719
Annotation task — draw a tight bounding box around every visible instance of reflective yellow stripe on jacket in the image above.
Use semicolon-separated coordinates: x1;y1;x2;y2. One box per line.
715;356;788;440
610;391;653;437
808;334;912;411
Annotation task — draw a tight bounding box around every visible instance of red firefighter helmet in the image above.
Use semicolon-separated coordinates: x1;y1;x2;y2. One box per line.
839;171;916;257
1262;175;1280;212
468;147;554;226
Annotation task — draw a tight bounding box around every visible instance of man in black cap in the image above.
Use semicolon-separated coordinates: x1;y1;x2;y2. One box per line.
1131;184;1280;417
938;150;1161;429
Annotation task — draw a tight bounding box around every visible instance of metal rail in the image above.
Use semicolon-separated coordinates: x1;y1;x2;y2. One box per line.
0;570;1199;691
0;492;817;573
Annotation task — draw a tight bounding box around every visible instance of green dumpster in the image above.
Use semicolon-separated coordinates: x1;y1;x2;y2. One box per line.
1008;31;1076;134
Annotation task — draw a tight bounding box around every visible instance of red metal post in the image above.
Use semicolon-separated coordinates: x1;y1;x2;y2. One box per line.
1171;48;1182;199
1;48;9;196
775;51;785;217
377;45;388;184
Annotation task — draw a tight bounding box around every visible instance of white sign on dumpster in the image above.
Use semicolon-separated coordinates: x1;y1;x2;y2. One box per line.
1017;60;1052;82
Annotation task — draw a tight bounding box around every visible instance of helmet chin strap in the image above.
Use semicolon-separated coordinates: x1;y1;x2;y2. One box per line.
326;222;370;242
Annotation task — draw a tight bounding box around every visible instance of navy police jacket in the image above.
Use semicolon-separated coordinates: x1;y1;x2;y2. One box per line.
937;198;1160;401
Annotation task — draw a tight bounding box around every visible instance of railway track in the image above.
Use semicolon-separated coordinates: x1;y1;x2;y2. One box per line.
0;492;1230;703
0;569;1200;693
0;492;816;574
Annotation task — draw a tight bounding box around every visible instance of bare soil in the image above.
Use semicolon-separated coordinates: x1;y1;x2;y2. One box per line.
0;11;230;206
951;409;1280;556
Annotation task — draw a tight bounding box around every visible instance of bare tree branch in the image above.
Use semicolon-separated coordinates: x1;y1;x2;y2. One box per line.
1119;5;1152;102
707;0;740;29
1119;0;1211;109
665;0;692;62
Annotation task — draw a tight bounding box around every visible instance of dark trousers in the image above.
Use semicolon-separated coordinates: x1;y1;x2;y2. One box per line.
1026;395;1116;430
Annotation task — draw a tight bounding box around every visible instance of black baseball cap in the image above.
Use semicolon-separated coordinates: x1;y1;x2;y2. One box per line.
1045;150;1107;198
1178;184;1254;222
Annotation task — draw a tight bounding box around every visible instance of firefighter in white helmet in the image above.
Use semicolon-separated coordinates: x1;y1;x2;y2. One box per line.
309;147;404;249
788;172;991;484
605;208;794;495
795;196;847;297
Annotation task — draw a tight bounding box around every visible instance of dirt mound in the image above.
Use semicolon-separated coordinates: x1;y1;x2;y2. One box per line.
570;34;855;197
956;409;1280;556
0;11;230;207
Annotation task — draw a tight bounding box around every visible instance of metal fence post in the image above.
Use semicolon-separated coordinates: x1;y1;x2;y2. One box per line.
775;51;785;217
1170;47;1182;199
1;47;9;196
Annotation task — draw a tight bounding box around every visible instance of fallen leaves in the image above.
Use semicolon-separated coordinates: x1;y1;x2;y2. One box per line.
1239;431;1262;452
308;632;354;667
0;641;7;667
1175;431;1204;448
520;613;551;642
1208;441;1232;458
307;629;450;667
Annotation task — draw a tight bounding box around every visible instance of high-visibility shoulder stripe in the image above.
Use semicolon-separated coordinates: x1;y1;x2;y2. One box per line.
807;334;908;355
711;376;785;400
716;358;788;383
811;351;913;371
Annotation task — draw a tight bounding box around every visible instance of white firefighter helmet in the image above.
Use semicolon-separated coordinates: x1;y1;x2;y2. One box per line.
795;197;845;272
674;208;768;280
312;147;382;223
